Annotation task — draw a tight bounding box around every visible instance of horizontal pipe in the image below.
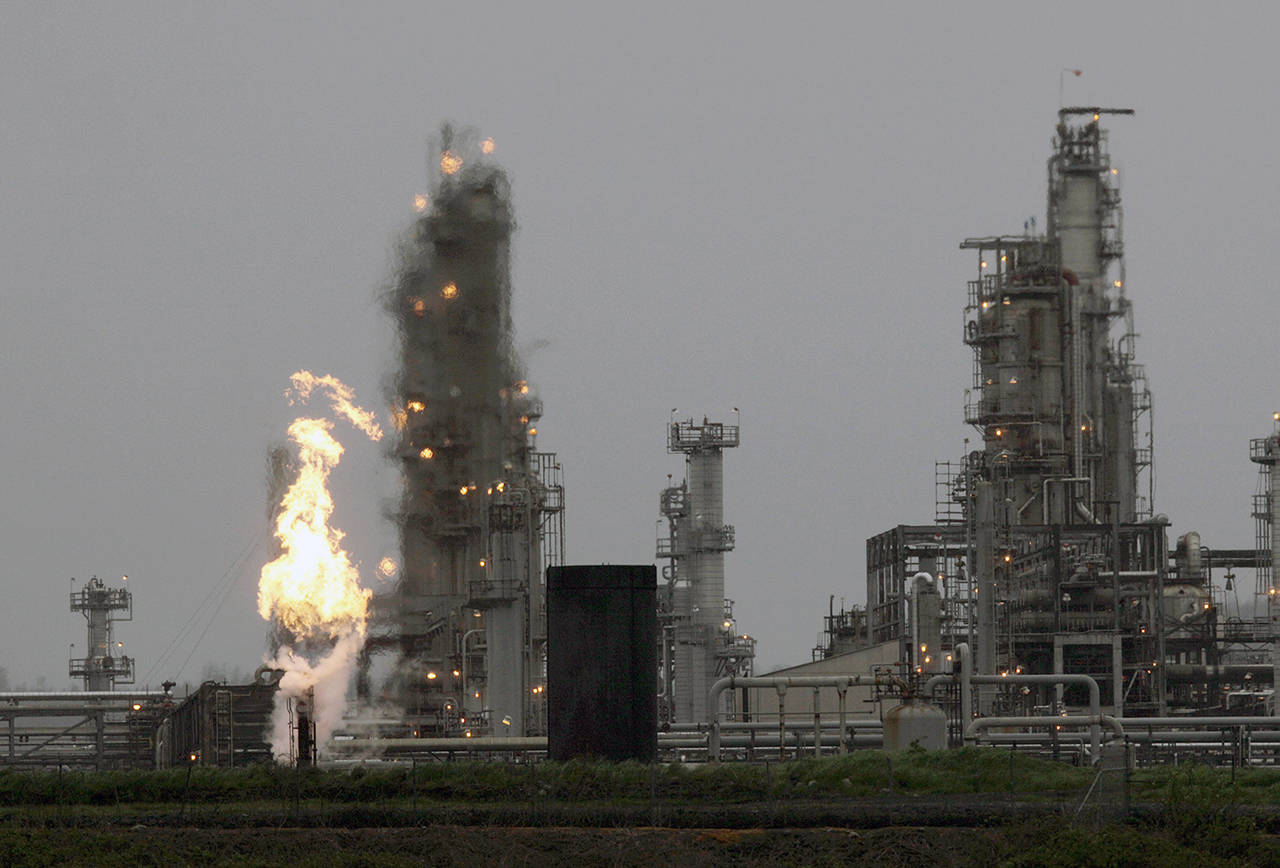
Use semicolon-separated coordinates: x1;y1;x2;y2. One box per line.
1162;665;1274;684
668;720;882;733
966;715;1123;741
659;734;882;749
707;674;896;762
329;737;546;752
1114;717;1280;727
0;692;168;702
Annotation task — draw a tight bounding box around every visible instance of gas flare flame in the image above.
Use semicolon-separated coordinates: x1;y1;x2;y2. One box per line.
258;371;382;761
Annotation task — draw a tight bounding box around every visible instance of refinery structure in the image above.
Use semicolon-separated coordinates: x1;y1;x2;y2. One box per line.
360;126;564;740
9;108;1280;769
656;416;755;725
793;108;1279;731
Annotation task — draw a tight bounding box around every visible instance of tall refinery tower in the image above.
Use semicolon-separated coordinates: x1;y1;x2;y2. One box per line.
856;108;1207;717
958;107;1155;686
360;127;564;737
657;416;754;723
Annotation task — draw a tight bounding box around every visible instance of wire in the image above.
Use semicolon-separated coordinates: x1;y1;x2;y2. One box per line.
142;529;264;685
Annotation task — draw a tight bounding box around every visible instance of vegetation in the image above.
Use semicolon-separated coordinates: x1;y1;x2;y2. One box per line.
0;748;1096;807
2;752;1280;865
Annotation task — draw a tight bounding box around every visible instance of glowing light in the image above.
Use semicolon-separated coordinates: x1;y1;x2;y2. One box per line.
1111;168;1119;175
1274;412;1280;421
459;486;469;495
1002;297;1011;305
407;400;425;413
481;138;495;154
440;151;463;175
1113;280;1123;288
496;482;505;492
441;283;458;300
132;703;142;711
409;297;426;316
528;427;537;436
1000;255;1007;263
1003;553;1012;563
980;260;988;269
995;429;1003;437
427;671;437;680
479;559;487;568
378;556;397;578
1092;113;1100;121
464;730;472;738
413;194;428;213
419;447;434;459
723;620;733;629
1009;377;1018;384
452;669;461;677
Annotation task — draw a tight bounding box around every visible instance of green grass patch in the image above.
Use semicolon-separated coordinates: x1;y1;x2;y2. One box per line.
0;749;1100;808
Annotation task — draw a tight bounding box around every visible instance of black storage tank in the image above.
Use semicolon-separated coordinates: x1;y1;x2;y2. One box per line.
547;564;656;762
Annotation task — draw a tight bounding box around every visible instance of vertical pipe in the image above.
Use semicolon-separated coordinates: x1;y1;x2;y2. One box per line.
1271;446;1280;714
812;687;821;758
975;482;997;715
837;688;848;754
958;642;973;744
776;685;787;761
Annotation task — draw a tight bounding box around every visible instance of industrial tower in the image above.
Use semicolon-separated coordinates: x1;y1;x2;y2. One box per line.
854;108;1217;717
360;127;565;737
68;576;134;691
1251;415;1280;693
657;416;754;723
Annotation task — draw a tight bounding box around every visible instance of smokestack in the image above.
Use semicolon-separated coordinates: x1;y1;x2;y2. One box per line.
296;686;316;767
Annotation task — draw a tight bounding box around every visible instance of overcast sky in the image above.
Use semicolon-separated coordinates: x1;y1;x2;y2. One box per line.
1;3;1275;686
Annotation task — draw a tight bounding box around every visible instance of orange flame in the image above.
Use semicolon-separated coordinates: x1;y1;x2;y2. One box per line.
481;138;495;155
413;194;428;213
440;151;463;175
259;373;382;640
287;372;383;440
441;282;458;300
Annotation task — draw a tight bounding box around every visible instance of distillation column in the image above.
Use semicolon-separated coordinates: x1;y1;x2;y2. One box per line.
666;417;739;723
1250;415;1280;707
375;127;560;736
68;576;134;691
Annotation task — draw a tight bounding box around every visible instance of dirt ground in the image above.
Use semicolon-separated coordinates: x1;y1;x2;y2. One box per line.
0;824;1008;868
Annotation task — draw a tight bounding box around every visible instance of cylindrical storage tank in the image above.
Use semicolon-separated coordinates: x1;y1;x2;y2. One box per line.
883;698;947;751
547;564;657;762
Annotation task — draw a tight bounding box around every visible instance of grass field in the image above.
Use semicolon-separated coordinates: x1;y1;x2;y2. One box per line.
1;750;1279;866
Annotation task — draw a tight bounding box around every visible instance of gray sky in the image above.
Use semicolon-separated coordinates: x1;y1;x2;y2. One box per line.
1;3;1275;685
